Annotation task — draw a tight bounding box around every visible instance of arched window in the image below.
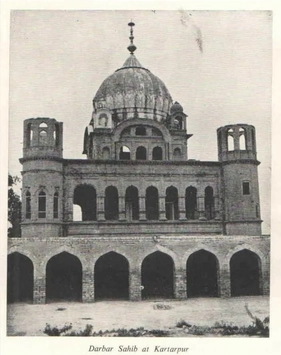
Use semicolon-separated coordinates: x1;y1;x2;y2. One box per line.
173;148;182;160
125;186;139;221
53;191;59;219
251;128;256;151
227;128;234;151
174;116;183;130
39;122;48;128
136;146;147;160
205;186;215;220
25;190;31;219
146;186;159;220
165;186;179;220
119;146;131;160
54;123;60;147
185;186;197;219
152;147;163;161
135;126;146;136
73;185;97;221
239;127;246;150
38;190;46;218
26;123;33;147
39;130;48;145
105;186;119;220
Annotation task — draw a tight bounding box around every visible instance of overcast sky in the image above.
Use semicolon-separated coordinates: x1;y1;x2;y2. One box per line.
8;10;271;233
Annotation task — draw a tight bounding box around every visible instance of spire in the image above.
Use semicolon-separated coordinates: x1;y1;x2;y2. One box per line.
127;21;137;54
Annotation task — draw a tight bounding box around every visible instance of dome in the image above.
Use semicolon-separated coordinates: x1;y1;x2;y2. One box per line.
170;101;183;114
93;54;173;123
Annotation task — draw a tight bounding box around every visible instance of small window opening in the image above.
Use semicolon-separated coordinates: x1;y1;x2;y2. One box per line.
53;192;59;219
119;146;131;160
227;129;234;151
38;191;46;218
239;127;246;150
25;191;31;219
39;122;48;128
242;181;250;195
135;126;146;136
136;146;147;160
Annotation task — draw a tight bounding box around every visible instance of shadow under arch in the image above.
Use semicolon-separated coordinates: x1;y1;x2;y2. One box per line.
141;251;175;300
230;249;262;296
46;251;82;302
186;249;220;298
94;251;129;301
7;252;34;303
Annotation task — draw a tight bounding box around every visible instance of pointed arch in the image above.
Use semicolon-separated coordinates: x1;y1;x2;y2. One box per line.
141;251;174;299
185;186;197;219
105;186;119;220
204;186;215;220
136;146;147;160
73;184;97;221
7;252;34;303
146;186;159;220
186;249;219;297
94;251;129;300
152;146;163;160
46;252;82;302
38;190;46;218
165;186;179;220
230;249;262;296
125;186;139;221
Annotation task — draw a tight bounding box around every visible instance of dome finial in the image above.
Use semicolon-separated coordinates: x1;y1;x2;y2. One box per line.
127;21;137;54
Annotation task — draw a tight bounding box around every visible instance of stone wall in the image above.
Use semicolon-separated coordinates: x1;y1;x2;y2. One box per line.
8;235;270;304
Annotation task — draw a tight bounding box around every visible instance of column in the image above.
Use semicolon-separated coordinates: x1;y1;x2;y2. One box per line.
214;196;221;220
82;268;95;302
97;195;105;221
66;196;73;221
129;269;142;301
159;196;167;221
119;196;126;221
197;196;206;220
139;196;146;221
261;262;270;296
219;264;231;298
33;265;46;304
178;196;187;220
174;268;187;299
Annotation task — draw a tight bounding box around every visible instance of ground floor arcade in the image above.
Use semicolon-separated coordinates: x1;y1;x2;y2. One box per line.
7;235;270;304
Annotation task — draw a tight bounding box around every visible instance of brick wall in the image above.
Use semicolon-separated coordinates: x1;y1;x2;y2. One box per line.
8;235;270;304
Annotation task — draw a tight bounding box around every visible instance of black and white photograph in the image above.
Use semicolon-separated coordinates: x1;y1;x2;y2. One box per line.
1;2;280;352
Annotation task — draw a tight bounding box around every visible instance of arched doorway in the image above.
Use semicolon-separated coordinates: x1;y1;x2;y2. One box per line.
105;186;119;220
7;252;34;303
145;186;159;220
186;250;219;297
94;252;129;300
136;146;147;160
152;147;163;160
141;251;174;299
230;249;261;296
125;186;139;221
46;252;82;302
185;186;197;219
205;186;215;220
73;184;97;221
165;186;179;220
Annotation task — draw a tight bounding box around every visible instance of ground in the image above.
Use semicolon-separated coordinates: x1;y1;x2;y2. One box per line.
7;296;269;336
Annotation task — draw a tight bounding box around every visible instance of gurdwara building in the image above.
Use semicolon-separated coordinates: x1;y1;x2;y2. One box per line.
7;23;270;304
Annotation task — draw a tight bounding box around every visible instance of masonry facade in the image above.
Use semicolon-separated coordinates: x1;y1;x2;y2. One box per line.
7;24;270;304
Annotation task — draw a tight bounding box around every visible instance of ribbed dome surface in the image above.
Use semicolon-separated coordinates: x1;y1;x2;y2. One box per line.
93;54;173;122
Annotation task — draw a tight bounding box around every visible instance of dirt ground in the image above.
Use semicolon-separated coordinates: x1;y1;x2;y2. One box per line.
7;296;269;336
